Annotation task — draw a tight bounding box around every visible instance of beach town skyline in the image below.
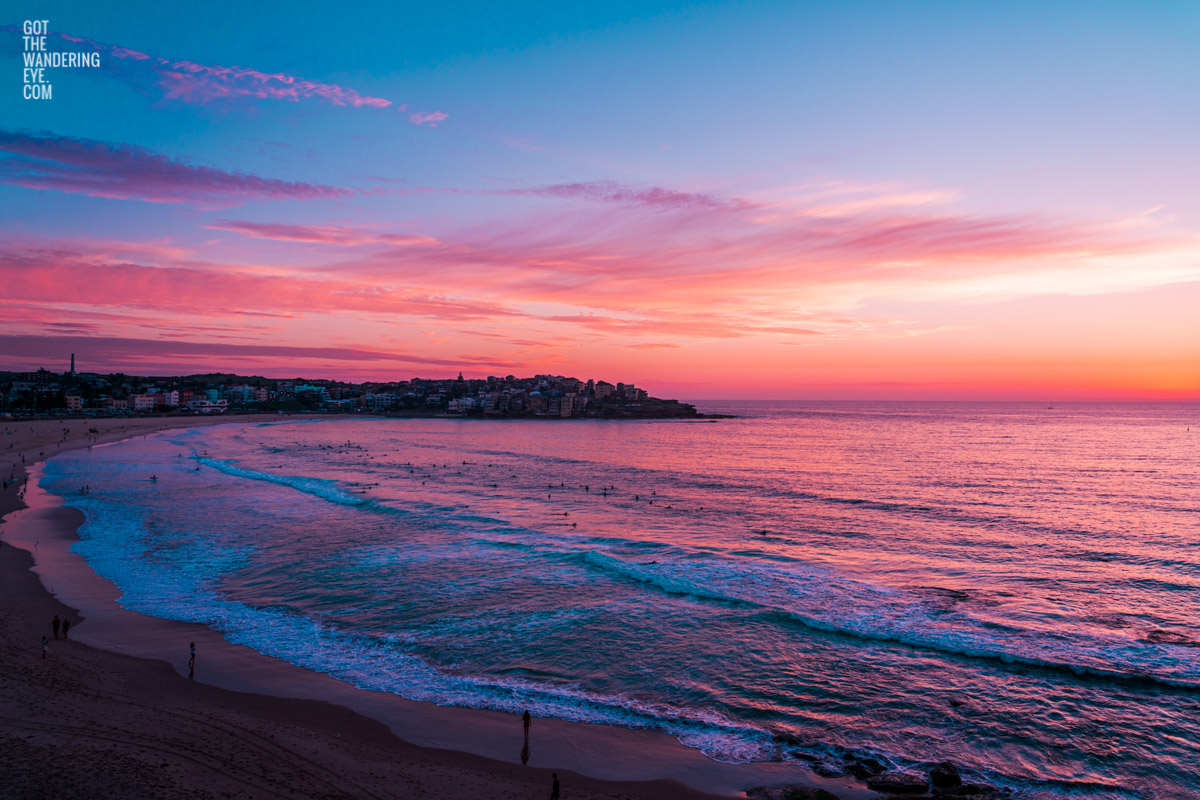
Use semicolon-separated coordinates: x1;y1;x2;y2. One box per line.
1;362;705;417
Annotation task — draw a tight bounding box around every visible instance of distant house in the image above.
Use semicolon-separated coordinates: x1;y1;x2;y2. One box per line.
448;397;475;413
364;392;398;409
186;398;229;414
130;394;164;412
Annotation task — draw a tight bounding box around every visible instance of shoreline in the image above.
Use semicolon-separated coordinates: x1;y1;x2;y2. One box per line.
0;416;868;800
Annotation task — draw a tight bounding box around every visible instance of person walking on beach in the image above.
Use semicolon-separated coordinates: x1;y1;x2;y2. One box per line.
51;615;60;640
188;642;196;674
41;636;48;659
550;772;560;800
61;619;70;639
523;709;531;739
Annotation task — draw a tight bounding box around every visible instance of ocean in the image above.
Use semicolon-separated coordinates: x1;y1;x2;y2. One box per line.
40;402;1200;799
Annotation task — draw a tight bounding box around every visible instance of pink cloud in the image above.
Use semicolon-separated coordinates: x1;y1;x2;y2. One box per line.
504;180;750;211
0;334;525;372
8;27;396;110
410;111;449;126
204;220;439;247
539;313;826;340
313;178;1176;343
366;184;1156;297
2;174;1187;379
158;60;392;108
3;26;444;122
0;131;347;204
0;245;521;322
109;46;151;61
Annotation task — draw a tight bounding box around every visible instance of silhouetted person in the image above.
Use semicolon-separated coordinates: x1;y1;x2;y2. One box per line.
188;642;196;675
41;636;47;659
51;615;60;640
61;619;70;639
550;772;560;800
523;709;531;739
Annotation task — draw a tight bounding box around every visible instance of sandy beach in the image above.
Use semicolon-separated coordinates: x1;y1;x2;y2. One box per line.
0;416;864;800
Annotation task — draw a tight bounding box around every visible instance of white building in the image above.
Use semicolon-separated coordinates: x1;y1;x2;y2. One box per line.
186;398;229;414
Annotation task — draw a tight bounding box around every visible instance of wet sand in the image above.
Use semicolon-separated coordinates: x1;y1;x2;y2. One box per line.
0;415;868;799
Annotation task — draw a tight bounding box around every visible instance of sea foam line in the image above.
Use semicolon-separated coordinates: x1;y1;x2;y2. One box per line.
574;551;1200;692
192;451;1200;692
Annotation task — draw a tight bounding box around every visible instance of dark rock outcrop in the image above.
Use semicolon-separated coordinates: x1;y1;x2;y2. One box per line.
930;761;963;789
867;770;930;793
847;756;888;779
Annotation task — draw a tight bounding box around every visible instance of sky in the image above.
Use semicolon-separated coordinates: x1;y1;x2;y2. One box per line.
2;1;1198;399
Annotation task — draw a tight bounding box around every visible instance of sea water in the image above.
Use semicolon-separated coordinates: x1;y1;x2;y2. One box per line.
41;402;1200;799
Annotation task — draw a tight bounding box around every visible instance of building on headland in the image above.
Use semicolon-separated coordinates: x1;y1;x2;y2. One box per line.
0;365;701;419
559;393;575;418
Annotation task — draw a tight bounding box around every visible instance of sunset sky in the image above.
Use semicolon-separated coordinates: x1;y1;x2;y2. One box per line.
3;1;1198;399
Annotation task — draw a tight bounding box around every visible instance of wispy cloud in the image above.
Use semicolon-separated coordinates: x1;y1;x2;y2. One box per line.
324;177;1188;342
153;58;392;108
409;111;449;126
0;130;347;204
0;245;521;321
539;313;827;340
503;180;750;211
0;334;525;372
204;220;438;247
3;175;1192;386
1;26;447;123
